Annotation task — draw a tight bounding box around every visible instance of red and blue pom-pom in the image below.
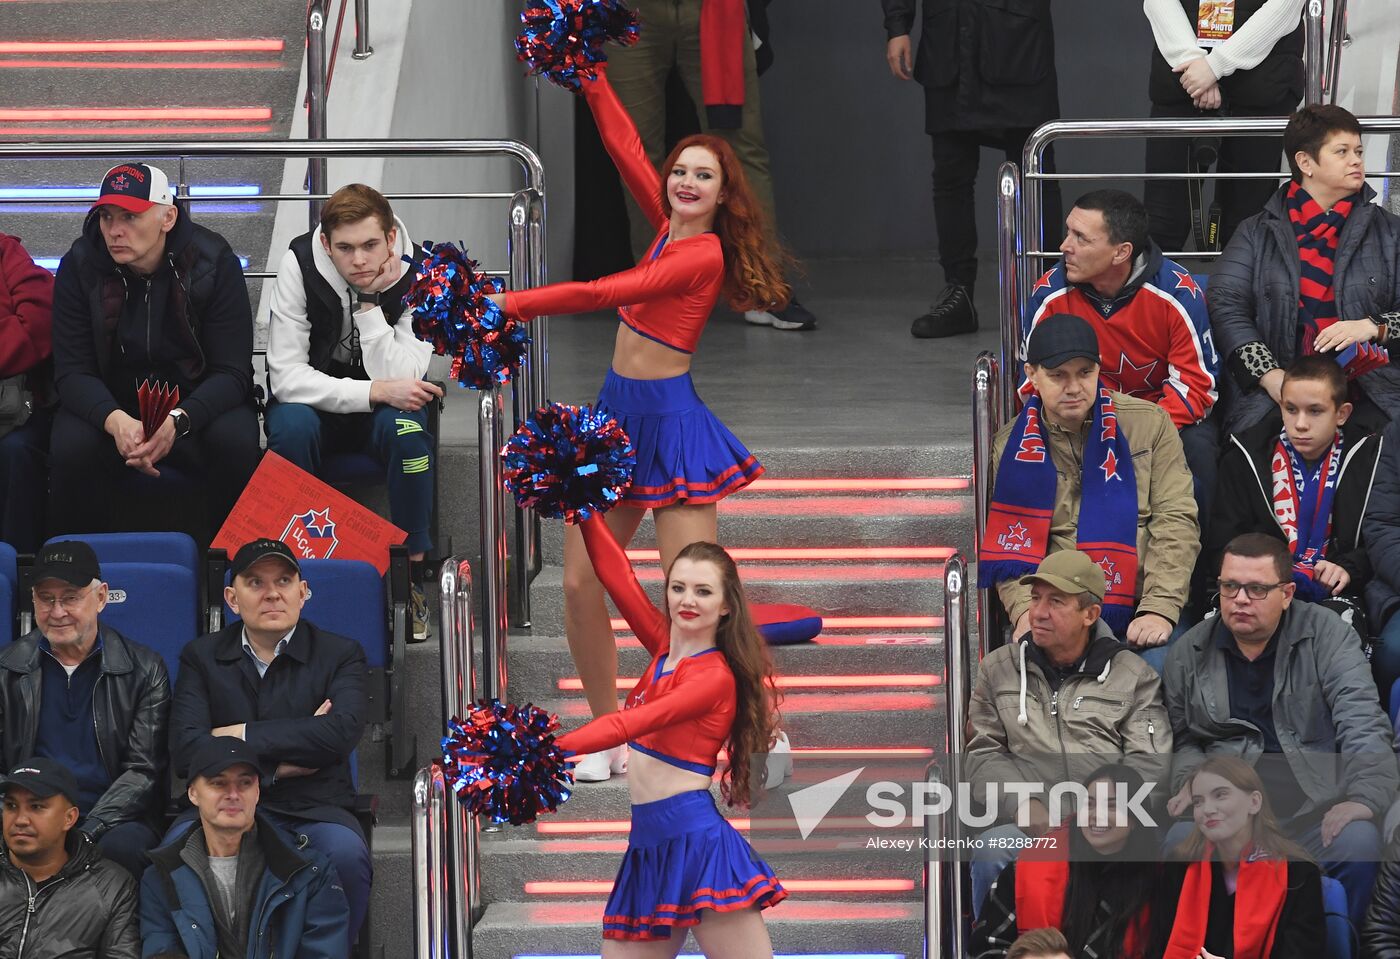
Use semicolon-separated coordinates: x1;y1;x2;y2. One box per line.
515;0;640;92
503;403;636;524
404;241;531;390
441;699;572;826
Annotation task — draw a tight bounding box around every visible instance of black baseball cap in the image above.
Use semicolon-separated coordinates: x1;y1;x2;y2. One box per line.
230;538;301;578
1026;314;1102;369
188;737;264;782
32;540;102;588
2;758;81;806
91;163;174;214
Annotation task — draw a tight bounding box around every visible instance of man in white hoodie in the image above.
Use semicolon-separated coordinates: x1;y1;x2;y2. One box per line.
266;184;442;638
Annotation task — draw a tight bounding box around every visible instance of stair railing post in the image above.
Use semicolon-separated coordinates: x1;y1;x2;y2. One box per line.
305;0;329;229
1304;0;1324;105
507;191;539;627
1325;0;1347;103
352;0;374;59
973;353;1003;657
478;392;509;702
942;554;972;959
412;765;449;958
923;760;945;959
438;559;481;956
524;188;548;580
996;164;1022;425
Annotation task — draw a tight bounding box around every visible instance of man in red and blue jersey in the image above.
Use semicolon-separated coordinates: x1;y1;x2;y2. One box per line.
1022;189;1221;526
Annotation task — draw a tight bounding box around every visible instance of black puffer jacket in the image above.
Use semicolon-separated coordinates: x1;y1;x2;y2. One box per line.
880;0;1059;134
0;625;170;838
1209;184;1400;436
51;201;253;433
1365;833;1400;959
0;831;139;958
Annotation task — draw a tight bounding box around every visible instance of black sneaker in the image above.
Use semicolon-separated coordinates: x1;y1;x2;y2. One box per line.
745;297;818;331
911;284;978;338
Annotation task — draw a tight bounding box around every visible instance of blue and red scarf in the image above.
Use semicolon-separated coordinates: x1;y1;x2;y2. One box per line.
1287;181;1357;356
1270;430;1344;601
978;389;1139;633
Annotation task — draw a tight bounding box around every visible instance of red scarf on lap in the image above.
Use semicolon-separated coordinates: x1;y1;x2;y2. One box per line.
1163;846;1289;959
700;0;746;129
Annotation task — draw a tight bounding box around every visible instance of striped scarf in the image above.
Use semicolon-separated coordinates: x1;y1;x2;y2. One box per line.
1287;181;1357;356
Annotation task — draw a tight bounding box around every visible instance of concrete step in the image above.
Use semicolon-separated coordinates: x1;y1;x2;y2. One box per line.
470;899;924;959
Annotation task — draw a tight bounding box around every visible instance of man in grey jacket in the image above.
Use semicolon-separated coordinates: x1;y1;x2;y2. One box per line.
966;550;1172;915
0;758;139;957
1164;531;1399;925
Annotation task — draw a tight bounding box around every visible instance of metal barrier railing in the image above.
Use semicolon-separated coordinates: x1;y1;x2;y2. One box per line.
306;1;330;225
412;763;450;959
0;137;549;672
1305;0;1325;105
971;354;1003;658
1325;0;1349;104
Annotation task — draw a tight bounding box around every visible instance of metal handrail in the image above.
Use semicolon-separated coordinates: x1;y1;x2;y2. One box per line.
994;164;1021;425
1304;0;1325;105
306;1;330;226
971;354;1003;659
353;0;373;59
1325;0;1348;104
438;557;481;957
509;189;548;628
478;394;509;702
937;555;972;959
922;759;945;959
412;763;450;959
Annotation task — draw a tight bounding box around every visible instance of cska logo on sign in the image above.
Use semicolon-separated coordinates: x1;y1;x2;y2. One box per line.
281;507;340;560
997;522;1032;553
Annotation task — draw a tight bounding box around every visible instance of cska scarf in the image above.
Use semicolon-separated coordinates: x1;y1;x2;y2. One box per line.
1014;829;1149;959
1162;846;1289;959
700;0;746;129
1287;181;1357;356
979;389;1138;634
1270;430;1344;602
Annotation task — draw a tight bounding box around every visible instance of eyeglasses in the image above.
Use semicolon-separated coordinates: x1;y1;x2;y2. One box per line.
1218;580;1288;600
33;585;96;611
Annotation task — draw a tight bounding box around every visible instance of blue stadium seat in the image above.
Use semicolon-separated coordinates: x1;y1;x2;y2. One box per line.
0;541;17;642
48;532;199;573
99;561;199;683
1323;875;1355;959
1390;677;1400;732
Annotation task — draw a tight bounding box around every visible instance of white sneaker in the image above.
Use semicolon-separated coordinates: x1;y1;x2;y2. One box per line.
762;731;792;789
573;745;628;783
744;309;778;326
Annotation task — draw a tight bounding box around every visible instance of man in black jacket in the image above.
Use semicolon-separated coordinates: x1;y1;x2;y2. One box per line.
882;0;1061;338
0;758;139;958
48;162;259;534
168;537;371;938
0;540;170;881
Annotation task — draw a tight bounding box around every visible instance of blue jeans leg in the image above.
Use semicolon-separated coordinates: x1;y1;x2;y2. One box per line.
1134;618;1192;676
1297;818;1381;928
971;824;1026;918
265;401;326;474
367;405;433;555
1374;614;1400;710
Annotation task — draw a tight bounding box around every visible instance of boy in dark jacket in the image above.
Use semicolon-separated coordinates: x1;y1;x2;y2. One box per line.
1;758;139;958
1210;356;1380;638
48;162;259;535
140;738;349;959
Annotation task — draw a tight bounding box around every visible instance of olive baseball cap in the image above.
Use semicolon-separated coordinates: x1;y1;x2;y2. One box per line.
1018;550;1106;602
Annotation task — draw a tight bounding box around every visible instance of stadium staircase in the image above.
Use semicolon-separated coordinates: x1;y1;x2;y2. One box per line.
365;445;968;958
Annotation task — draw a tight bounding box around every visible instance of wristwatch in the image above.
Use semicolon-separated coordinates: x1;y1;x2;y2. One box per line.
169;408;192;438
356;290;381;307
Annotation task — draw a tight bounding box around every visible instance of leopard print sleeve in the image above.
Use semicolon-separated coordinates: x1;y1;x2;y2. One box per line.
1227;341;1281;392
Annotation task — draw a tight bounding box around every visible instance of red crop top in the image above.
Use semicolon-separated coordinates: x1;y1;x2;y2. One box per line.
501;73;725;356
554;516;736;776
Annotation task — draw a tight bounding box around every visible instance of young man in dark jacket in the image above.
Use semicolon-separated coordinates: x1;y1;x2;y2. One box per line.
0;758;139;958
48;162;259;534
167;538;370;939
140;737;349;959
0;231;54;551
0;540;170;881
1210;356;1381;639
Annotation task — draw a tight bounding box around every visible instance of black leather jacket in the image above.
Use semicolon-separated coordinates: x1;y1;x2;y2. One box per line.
0;624;170;837
0;831;140;958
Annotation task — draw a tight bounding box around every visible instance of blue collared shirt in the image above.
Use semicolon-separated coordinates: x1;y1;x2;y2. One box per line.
241;628;295;679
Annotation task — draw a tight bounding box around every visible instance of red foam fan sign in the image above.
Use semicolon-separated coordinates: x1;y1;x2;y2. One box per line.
213;451;406;574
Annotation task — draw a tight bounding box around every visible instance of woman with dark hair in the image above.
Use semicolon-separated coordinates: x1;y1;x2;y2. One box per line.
1209;103;1400;437
970;764;1171;959
550;516;786;954
489;65;791;782
1162;755;1323;959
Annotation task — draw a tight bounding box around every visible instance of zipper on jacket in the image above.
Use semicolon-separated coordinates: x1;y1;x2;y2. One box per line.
144;277;152;360
1148;719;1157;750
92;673;109;776
17;871;68;959
1049;689;1058;717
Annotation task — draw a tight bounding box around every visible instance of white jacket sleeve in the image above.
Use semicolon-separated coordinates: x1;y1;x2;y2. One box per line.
266;248;374;414
1143;0;1208;68
1144;0;1307;79
358;302;433;382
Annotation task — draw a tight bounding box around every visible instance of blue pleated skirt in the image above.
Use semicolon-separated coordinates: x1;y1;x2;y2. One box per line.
602;789;787;940
597;369;763;510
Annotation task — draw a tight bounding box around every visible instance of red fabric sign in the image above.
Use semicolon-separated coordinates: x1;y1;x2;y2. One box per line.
213;451;406;574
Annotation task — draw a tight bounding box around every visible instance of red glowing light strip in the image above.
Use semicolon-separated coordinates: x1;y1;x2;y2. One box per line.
0;106;271;121
625;546;955;562
525;879;915;895
746;477;967;492
608;614;943;632
558;674;940;691
0;124;273;137
0;39;285;54
0;59;283;70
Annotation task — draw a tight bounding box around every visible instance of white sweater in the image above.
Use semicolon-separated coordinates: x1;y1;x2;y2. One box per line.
1142;0;1307;79
267;215;433;413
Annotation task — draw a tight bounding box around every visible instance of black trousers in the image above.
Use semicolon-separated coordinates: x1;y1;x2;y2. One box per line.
48;404;261;536
1144;99;1295;253
928;128;1061;295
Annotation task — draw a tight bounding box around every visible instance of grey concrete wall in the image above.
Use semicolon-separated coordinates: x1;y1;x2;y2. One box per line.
757;0;1157;258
